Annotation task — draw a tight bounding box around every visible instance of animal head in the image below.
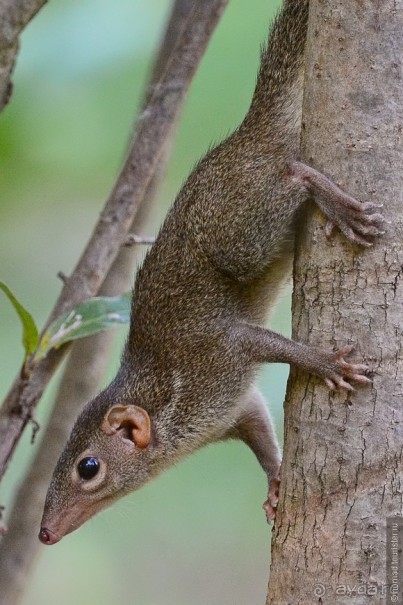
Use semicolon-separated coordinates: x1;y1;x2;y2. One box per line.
39;391;155;545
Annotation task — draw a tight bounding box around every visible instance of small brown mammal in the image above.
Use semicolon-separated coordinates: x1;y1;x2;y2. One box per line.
39;0;384;546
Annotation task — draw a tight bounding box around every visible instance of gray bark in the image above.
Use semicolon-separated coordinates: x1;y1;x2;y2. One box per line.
0;0;48;112
267;0;403;603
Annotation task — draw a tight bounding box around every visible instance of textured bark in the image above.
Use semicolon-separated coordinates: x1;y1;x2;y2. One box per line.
0;0;228;483
0;0;48;112
267;0;403;603
0;2;196;603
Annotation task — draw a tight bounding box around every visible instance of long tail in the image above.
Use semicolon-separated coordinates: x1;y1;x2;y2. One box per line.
243;0;309;154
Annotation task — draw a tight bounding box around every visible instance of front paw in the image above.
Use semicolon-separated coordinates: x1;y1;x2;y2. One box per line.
322;345;372;392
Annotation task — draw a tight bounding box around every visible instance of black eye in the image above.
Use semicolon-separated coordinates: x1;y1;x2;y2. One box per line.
77;456;100;480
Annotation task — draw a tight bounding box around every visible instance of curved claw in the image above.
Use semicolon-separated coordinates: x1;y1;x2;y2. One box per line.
361;202;384;212
334;376;355;391
263;501;277;522
325;220;335;238
325;377;337;390
344;362;370;372
335;345;355;358
350;374;372;384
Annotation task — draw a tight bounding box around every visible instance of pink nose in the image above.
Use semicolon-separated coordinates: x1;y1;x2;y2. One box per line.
38;527;60;545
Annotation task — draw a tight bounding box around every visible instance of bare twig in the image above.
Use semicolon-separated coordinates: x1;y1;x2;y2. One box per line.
0;334;114;598
0;0;228;479
0;0;48;111
0;506;6;536
56;271;69;284
124;233;156;246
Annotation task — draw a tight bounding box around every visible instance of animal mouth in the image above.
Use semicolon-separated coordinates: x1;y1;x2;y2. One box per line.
38;493;118;545
39;504;98;545
38;527;61;545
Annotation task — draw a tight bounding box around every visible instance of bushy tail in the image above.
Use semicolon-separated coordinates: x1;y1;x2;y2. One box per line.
243;0;309;153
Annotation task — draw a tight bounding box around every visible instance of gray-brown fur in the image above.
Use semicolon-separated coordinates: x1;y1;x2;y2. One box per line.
40;0;385;541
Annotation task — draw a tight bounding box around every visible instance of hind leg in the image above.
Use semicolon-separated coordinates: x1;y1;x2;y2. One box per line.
225;385;281;522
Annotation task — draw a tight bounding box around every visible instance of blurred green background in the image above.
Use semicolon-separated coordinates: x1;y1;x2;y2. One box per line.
0;0;292;603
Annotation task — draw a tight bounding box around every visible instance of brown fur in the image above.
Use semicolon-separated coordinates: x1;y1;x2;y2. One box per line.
40;0;384;543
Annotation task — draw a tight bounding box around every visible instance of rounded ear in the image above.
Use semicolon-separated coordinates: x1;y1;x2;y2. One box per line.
102;405;151;449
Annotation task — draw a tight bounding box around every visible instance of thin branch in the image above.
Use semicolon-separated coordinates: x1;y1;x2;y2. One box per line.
0;2;205;601
124;234;156;246
0;0;228;482
0;335;115;604
47;0;227;324
0;506;5;535
0;0;48;111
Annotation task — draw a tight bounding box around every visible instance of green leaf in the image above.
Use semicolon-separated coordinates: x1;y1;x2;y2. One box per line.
0;281;39;360
35;292;132;361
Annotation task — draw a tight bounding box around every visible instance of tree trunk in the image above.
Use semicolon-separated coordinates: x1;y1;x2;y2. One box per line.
267;0;403;603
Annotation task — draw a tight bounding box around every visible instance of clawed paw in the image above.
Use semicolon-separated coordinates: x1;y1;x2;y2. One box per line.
323;345;372;392
290;162;387;247
263;475;281;523
324;200;386;247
